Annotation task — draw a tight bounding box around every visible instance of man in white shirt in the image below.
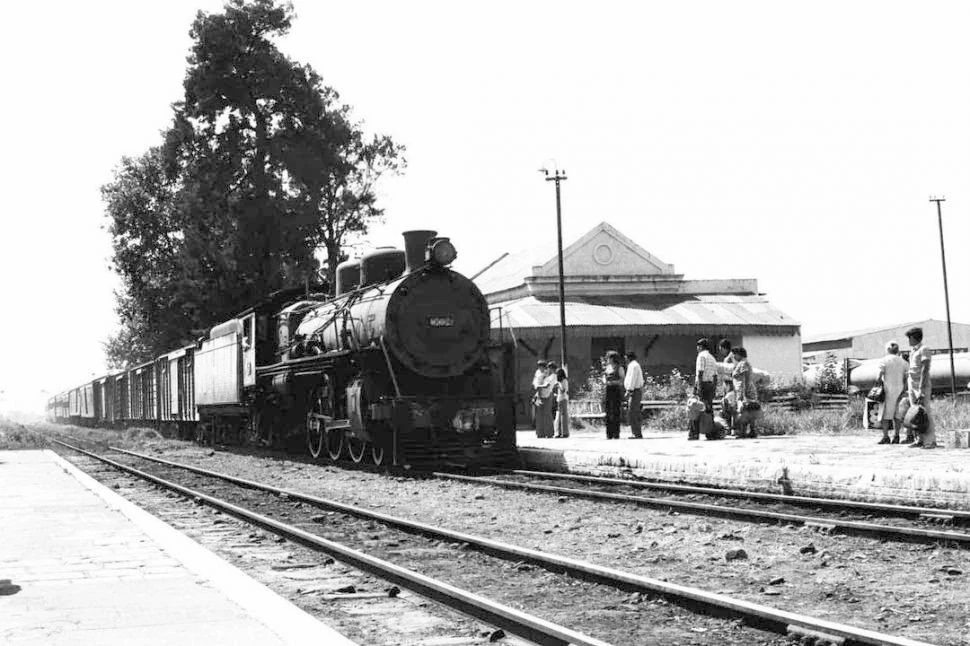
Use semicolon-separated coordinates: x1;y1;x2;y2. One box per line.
624;351;645;438
531;360;547;430
690;338;718;440
905;327;935;449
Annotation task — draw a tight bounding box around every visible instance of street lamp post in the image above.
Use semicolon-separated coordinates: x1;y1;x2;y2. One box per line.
930;196;957;398
541;167;568;372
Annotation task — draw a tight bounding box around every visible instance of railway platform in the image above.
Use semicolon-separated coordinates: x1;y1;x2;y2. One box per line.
515;428;970;509
0;449;355;646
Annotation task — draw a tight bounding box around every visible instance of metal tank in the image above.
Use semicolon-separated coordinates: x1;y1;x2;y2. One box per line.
335;260;361;296
846;352;970;393
360;247;406;287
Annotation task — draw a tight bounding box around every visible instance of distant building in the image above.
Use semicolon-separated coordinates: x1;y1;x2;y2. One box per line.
802;319;970;364
472;222;802;414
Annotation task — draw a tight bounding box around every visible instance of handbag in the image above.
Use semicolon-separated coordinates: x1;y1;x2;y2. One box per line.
903;403;928;432
867;385;885;403
686;396;705;421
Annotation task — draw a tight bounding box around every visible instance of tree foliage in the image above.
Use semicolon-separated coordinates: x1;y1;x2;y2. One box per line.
103;0;404;368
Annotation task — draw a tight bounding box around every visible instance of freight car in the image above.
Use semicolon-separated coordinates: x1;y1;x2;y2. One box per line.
48;230;517;468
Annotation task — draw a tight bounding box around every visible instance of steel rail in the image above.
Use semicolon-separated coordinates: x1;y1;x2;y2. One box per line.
51;440;609;646
436;472;970;546
101;444;934;646
484;467;970;522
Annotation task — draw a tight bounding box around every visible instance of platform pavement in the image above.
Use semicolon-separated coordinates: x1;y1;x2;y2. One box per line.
515;428;970;509
0;449;355;646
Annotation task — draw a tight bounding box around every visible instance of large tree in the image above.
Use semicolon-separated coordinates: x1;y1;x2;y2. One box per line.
103;0;404;367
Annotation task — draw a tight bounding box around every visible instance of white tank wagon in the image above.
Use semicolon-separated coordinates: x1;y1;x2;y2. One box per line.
846;352;970;394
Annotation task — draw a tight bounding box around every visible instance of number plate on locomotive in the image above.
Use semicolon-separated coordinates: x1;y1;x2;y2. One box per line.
427;316;454;328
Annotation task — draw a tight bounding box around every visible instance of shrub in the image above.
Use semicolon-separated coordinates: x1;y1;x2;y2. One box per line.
817;353;845;394
0;418;48;450
643;368;693;402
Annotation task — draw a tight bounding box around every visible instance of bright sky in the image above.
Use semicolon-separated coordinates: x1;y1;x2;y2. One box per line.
2;1;969;413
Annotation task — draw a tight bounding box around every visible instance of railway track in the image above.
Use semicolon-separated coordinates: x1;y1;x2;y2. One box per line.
52;439;608;646
485;468;970;523
55;440;936;646
433;470;970;547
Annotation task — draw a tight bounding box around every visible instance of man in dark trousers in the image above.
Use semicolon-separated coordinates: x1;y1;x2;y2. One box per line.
905;327;936;449
690;338;718;440
624;351;644;438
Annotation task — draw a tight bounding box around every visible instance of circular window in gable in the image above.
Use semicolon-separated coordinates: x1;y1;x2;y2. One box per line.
593;243;614;265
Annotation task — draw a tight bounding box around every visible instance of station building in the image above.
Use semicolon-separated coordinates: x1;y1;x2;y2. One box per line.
472;222;802;413
802;319;970;364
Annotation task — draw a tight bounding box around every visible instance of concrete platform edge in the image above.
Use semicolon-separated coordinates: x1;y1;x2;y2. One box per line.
48;449;355;646
517;445;970;509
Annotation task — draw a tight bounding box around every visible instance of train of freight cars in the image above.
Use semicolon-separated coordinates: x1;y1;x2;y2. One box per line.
48;230;517;468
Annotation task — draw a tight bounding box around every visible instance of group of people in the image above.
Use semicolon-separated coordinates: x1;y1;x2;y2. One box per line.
601;351;645;439
871;326;936;449
690;338;764;440
531;327;938;447
531;360;570;438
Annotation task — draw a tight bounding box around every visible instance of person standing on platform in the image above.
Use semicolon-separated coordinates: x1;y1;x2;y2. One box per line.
603;351;625;440
624;351;644;439
905;327;936;449
716;339;737;433
876;342;908;444
531;360;547;430
731;347;761;438
553;367;570;438
534;362;556;438
689;338;718;440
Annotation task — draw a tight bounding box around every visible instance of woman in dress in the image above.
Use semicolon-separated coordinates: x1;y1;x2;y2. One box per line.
553;367;570;438
876;342;909;444
602;351;625;439
534;362;556;438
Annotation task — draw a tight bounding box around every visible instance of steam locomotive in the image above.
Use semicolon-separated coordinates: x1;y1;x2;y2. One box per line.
48;230;517;468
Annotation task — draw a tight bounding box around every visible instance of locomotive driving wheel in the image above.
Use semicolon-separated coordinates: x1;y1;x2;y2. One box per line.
371;442;386;466
371;428;390;467
325;428;344;461
306;378;333;460
347;437;367;464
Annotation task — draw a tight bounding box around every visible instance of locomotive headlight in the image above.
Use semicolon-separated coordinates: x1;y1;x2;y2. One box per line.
429;238;457;266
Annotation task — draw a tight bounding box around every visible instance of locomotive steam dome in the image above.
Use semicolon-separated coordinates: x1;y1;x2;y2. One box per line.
385;267;490;378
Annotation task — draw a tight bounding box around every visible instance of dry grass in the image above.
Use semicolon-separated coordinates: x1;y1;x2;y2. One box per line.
645;397;970;436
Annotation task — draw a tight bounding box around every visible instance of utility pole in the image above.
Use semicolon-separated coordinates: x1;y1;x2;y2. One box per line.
930;196;957;398
541;166;568;372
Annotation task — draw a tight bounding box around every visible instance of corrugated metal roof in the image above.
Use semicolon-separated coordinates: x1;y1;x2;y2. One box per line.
802;319;942;344
493;295;799;335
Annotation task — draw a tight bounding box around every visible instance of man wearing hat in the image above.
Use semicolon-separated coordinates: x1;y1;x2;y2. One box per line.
690;338;718;440
905;327;935;449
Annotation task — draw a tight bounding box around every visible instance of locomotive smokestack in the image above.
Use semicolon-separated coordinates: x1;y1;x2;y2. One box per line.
402;230;437;273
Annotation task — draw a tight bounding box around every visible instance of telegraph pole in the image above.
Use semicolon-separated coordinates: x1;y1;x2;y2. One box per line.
541;167;569;372
930;196;957;397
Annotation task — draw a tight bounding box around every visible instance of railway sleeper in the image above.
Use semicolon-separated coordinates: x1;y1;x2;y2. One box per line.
919;513;955;525
787;624;846;646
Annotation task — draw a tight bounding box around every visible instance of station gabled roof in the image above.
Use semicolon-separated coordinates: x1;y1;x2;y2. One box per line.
472;221;680;298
